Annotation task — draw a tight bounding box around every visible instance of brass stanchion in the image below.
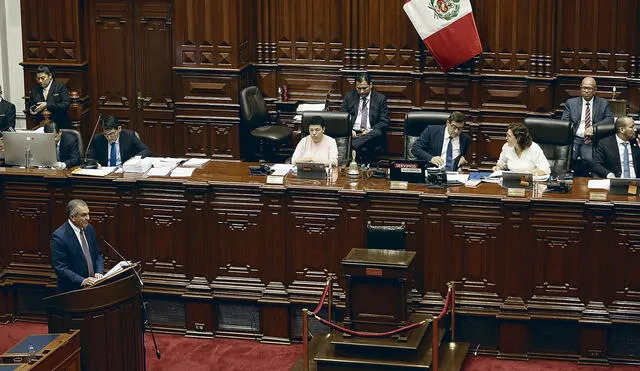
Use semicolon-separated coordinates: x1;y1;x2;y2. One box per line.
327;276;333;323
432;316;439;370
449;281;456;343
302;308;309;371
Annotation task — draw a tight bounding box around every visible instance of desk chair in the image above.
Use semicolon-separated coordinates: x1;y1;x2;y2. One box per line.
593;122;616;149
60;129;84;158
301;111;352;166
524;118;573;178
366;221;406;250
239;86;293;161
404;111;450;159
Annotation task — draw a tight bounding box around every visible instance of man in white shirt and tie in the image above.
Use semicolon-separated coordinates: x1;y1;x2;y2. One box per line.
50;199;104;292
592;116;640;179
561;76;614;176
27;65;71;129
340;72;390;164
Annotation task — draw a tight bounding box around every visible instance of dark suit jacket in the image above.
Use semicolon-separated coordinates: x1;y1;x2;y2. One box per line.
411;125;471;169
50;222;104;292
0;99;16;131
341;90;390;150
58;131;81;168
28;81;71;129
88;129;152;166
592;135;640;178
561;96;614;135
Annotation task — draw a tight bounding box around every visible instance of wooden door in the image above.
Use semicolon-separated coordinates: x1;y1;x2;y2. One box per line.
89;0;175;156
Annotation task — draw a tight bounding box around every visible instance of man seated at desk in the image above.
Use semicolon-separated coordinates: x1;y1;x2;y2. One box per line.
591;116;639;179
292;116;338;166
87;115;151;166
411;111;471;171
44;122;80;169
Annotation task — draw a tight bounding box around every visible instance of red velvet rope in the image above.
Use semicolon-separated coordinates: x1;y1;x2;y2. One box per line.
435;288;453;321
312;313;428;337
311;279;332;315
307;279;454;338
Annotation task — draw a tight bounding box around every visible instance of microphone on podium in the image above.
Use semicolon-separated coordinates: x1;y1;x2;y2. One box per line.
101;237;161;360
81;113;102;169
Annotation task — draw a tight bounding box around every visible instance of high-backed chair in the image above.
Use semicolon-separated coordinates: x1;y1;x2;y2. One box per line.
239;86;293;161
60;128;84;158
366;221;406;250
593;122;616;149
403;111;450;159
301;111;352;166
524;118;572;178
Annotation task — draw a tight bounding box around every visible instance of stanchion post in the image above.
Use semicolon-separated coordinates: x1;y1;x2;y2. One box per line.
432;316;439;370
327;276;333;324
449;281;456;343
302;308;309;371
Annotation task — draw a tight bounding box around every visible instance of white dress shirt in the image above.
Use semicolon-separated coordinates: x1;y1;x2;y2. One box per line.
353;91;372;131
615;135;636;178
576;97;593;138
439;135;461;160
496;142;551;175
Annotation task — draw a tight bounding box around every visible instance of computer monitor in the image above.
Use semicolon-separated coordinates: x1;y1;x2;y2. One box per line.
2;131;57;167
502;172;534;189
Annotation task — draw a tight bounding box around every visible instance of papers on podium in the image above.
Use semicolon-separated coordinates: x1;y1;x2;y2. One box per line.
123;156;153;173
71;167;117;177
104;260;135;279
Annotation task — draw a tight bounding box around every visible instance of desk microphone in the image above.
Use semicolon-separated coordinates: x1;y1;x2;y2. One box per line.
101;237;161;360
81;113;102;169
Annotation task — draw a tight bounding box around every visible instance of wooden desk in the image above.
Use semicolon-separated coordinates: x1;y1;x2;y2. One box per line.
0;163;639;364
0;330;81;371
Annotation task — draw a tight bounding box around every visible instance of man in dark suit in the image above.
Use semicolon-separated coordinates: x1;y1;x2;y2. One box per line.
88;115;152;166
44;122;81;169
51;199;104;292
28;65;71;129
340;72;390;163
0;85;16;132
411;111;471;170
561;76;614;175
592;116;640;179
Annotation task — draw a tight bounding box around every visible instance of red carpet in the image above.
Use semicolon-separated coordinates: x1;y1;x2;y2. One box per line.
1;321;637;370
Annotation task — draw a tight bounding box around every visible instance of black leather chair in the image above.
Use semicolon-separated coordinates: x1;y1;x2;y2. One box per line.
239;86;293;161
524;117;573;178
366;221;406;250
60;129;84;158
593;122;616;149
301;111;352;166
403;111;450;159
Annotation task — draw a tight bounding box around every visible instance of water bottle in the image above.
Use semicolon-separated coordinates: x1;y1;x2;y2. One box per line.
27;343;35;362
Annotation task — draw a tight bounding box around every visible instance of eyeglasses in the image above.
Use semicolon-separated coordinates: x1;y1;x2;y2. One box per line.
104;130;119;137
449;124;465;131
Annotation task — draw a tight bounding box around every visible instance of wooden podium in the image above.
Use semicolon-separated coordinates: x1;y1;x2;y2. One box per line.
43;267;144;371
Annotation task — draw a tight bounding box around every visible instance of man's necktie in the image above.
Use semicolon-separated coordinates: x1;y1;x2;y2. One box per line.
109;142;117;166
360;97;369;131
584;102;592;144
445;137;454;171
623;142;630;178
80;229;94;277
43;87;49;100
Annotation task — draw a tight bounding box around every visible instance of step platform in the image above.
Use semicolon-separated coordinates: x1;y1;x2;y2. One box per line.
293;313;469;370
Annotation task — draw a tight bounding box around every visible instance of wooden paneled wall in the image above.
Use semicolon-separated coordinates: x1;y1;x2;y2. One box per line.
20;0;640;163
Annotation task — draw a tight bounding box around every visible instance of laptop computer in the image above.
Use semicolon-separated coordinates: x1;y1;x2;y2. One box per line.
609;178;640;195
389;160;426;183
296;162;326;179
502;172;534;189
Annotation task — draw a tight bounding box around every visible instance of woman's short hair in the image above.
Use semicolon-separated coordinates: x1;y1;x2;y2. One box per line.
508;122;533;149
307;116;326;129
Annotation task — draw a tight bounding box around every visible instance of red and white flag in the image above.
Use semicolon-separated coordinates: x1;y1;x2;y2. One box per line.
403;0;482;71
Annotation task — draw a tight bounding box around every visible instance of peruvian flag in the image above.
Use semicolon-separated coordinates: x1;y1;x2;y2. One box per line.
403;0;483;71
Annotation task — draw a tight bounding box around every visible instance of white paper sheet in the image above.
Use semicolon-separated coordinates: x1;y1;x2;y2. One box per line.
170;167;196;177
182;158;209;167
72;167;116;177
588;179;610;190
270;163;294;176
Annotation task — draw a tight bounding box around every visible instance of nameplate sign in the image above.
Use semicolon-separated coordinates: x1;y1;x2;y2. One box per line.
589;192;607;201
390;181;408;190
266;175;285;185
365;268;383;276
507;188;526;197
628;184;638;195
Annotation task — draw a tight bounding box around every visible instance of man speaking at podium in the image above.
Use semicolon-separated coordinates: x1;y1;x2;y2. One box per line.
51;199;104;292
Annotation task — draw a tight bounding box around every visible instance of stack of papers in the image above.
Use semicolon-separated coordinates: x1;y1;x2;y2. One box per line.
144;157;187;177
122;156;153;173
294;103;326;122
170;167;196;177
71;167;117;177
182;158;209;168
